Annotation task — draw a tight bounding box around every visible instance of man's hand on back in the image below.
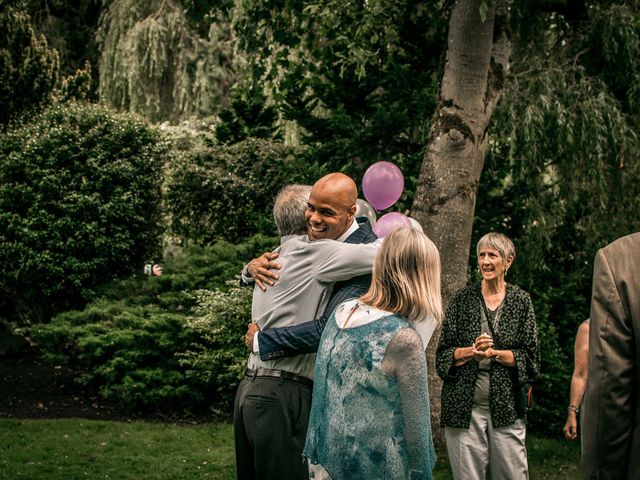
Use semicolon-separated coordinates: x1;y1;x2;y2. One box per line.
245;322;261;351
248;252;282;291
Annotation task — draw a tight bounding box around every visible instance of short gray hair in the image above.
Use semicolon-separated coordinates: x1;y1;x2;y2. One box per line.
476;232;516;262
273;184;312;236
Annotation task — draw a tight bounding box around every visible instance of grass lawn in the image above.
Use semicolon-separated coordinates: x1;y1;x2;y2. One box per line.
0;419;580;479
0;419;235;480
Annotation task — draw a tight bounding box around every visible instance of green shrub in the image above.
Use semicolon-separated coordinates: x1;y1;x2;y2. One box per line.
27;302;197;412
91;234;278;306
0;102;167;323
215;86;280;144
165;136;321;244
520;274;584;437
526;314;570;437
180;285;252;416
24;236;276;416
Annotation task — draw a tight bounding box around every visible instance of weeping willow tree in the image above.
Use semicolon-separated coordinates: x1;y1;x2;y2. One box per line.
484;0;640;301
472;0;640;434
97;0;242;123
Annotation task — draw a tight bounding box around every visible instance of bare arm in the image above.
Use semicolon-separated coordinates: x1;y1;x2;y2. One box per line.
564;321;589;440
465;332;517;367
474;347;516;366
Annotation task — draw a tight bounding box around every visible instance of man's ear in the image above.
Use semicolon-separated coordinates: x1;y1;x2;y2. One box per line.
348;204;357;217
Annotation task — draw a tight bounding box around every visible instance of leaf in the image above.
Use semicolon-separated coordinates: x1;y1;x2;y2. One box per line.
479;1;488;23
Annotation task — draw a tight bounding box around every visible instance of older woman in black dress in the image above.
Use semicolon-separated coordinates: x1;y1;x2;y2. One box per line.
436;232;540;479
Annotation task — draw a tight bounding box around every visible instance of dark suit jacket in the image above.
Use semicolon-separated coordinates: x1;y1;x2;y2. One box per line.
257;218;377;360
582;232;640;480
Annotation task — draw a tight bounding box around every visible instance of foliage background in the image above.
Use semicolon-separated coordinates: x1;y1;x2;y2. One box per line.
164;136;319;244
0;102;166;323
25;238;275;417
1;0;639;435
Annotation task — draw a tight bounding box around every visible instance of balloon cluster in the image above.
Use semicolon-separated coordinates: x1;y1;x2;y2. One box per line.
356;161;423;238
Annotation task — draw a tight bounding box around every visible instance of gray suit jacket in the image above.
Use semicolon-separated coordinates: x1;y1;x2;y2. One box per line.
247;233;381;378
582;232;640;480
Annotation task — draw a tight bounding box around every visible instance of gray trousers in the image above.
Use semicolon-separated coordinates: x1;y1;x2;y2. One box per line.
445;404;529;480
233;375;311;480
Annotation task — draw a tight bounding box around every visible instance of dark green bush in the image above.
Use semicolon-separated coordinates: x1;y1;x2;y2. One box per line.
25;236;276;416
0;102;166;323
28;302;197;412
91;234;277;307
215;86;280;144
526;312;570;437
165;136;321;244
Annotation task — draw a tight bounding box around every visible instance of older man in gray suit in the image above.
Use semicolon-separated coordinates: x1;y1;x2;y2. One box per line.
582;232;640;479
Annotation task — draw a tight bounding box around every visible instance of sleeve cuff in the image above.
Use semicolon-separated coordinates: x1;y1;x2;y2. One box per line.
253;332;260;355
241;266;254;285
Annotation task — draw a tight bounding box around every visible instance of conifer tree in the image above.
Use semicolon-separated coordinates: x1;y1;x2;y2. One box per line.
0;6;59;124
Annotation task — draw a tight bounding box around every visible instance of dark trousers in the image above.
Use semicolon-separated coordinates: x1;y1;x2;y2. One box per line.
233;375;311;480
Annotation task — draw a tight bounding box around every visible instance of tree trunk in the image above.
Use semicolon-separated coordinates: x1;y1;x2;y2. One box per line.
411;0;511;452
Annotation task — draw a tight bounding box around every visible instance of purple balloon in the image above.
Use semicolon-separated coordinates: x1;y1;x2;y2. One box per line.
362;161;404;211
373;212;412;238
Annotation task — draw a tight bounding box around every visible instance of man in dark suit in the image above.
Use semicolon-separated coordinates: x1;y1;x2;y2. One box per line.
242;185;376;362
582;232;640;479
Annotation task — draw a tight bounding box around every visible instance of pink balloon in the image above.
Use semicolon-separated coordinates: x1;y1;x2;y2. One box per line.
373;212;412;238
362;161;404;211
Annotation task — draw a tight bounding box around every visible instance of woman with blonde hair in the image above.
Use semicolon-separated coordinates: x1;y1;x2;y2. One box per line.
304;227;442;480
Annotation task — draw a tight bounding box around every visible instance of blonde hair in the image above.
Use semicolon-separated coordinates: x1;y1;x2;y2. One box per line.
476;232;516;263
360;228;443;325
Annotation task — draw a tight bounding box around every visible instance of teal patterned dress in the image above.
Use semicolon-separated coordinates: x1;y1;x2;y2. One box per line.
304;309;436;480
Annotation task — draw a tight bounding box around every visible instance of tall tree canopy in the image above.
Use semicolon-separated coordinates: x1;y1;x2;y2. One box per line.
97;0;241;122
233;0;448;198
0;4;59;124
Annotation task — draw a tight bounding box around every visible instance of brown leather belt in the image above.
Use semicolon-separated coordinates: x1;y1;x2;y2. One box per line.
244;367;313;388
